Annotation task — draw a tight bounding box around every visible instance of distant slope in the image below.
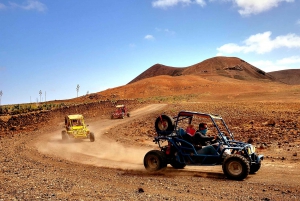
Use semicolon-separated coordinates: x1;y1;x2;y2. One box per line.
269;69;300;85
128;56;275;84
96;73;296;102
128;64;185;84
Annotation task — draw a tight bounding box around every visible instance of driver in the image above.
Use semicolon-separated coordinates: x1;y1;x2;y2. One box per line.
193;123;216;146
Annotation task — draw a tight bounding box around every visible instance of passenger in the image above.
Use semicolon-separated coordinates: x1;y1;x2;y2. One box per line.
186;124;196;136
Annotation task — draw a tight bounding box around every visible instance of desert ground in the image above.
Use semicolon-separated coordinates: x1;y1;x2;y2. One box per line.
1;100;300;201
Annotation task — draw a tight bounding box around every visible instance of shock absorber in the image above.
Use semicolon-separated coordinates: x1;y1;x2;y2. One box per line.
166;142;171;155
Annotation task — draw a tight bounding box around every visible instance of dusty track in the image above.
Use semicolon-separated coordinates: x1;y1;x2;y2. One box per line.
36;104;167;170
36;104;300;186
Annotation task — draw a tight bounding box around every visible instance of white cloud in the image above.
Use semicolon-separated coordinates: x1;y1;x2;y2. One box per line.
195;0;206;6
249;56;300;72
276;56;300;65
9;0;47;12
249;60;287;72
231;0;294;16
155;27;176;35
163;28;176;35
144;35;155;40
217;31;300;55
152;0;294;15
217;43;245;54
152;0;206;8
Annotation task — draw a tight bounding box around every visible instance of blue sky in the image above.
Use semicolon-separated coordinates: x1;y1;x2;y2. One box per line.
0;0;300;105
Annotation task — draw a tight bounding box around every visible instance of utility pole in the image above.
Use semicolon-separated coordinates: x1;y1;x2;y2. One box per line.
0;90;2;105
39;90;42;102
76;84;80;97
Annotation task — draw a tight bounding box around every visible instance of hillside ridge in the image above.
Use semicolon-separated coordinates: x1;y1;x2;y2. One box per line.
128;56;276;84
269;69;300;85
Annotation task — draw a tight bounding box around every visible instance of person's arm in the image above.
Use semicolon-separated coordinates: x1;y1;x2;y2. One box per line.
197;132;214;141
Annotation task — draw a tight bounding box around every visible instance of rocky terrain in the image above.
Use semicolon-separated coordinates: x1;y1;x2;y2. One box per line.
1;101;300;200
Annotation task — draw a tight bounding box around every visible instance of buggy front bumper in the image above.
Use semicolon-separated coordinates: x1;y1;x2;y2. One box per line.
68;130;89;139
257;154;264;162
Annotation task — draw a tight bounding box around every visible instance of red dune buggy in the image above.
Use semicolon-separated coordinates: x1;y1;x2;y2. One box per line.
111;105;130;119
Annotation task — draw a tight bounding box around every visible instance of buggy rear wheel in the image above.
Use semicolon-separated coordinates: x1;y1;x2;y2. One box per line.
61;131;69;141
144;150;167;172
127;113;130;117
222;154;250;180
155;115;175;135
89;132;95;142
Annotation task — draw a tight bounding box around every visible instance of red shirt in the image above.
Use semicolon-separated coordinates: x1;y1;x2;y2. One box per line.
186;127;196;136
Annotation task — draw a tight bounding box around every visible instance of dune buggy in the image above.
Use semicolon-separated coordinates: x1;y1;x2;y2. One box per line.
143;111;263;180
61;114;95;142
111;105;130;119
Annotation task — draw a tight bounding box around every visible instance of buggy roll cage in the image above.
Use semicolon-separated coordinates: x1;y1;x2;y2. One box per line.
173;111;234;142
154;111;257;160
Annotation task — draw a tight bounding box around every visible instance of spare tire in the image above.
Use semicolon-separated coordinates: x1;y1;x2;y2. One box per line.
155;115;175;135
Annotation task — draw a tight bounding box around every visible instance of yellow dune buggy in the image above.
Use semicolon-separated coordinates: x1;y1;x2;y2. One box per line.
61;114;95;142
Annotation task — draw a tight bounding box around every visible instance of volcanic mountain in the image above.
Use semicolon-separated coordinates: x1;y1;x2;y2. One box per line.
128;56;275;84
89;56;300;102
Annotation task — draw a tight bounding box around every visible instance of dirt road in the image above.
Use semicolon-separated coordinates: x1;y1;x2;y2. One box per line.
1;103;300;200
36;104;167;170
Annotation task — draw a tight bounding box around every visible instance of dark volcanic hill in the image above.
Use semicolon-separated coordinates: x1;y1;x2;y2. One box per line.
128;64;185;84
128;56;275;84
269;69;300;85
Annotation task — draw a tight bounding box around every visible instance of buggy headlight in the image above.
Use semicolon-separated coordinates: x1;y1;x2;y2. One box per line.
247;145;255;154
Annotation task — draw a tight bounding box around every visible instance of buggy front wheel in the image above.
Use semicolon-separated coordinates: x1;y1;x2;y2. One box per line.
144;150;167;172
89;132;95;142
250;160;261;174
222;154;250;180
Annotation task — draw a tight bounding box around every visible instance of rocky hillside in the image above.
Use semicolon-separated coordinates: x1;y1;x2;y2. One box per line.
269;69;300;85
128;64;185;84
128;56;275;84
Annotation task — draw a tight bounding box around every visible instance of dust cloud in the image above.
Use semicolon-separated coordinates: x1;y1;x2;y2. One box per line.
35;104;167;170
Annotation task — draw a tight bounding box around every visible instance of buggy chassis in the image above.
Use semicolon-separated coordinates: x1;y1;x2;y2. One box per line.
144;111;263;180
